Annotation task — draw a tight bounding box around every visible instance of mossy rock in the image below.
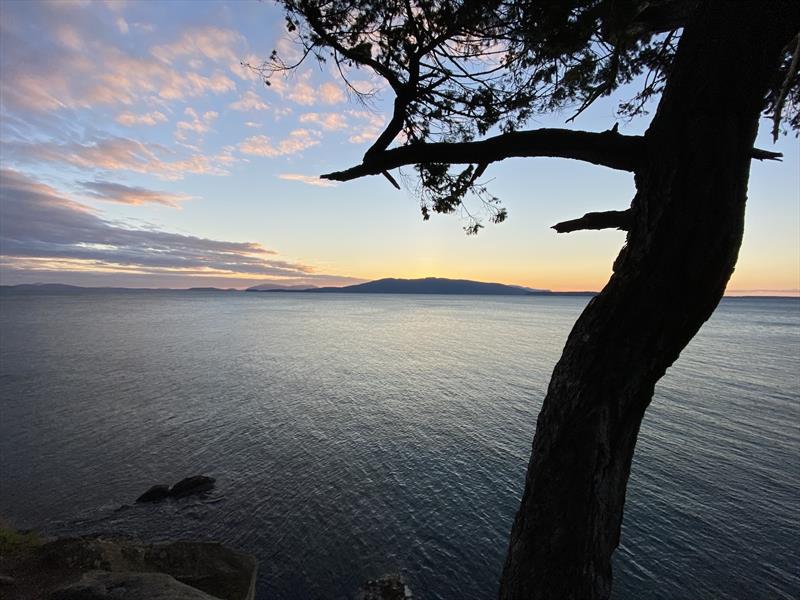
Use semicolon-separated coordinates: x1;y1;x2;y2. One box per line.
0;526;42;558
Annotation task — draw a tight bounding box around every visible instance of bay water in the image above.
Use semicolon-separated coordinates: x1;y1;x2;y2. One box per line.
0;290;797;599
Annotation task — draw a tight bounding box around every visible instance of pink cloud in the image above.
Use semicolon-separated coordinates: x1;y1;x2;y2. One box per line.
0;169;322;280
0;14;239;115
229;90;269;111
78;180;192;207
238;129;320;158
151;26;244;66
319;82;345;104
346;110;386;144
267;71;316;106
175;108;219;142
115;111;168;127
278;173;337;188
5;137;232;180
299;112;348;131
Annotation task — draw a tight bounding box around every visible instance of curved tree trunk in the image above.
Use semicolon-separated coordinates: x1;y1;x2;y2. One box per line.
499;3;798;599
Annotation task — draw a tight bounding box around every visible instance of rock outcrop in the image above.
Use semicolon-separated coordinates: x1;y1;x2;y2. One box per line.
51;571;221;600
2;535;256;600
358;575;413;600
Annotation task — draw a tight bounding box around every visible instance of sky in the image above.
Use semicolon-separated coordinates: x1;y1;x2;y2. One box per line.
0;0;798;294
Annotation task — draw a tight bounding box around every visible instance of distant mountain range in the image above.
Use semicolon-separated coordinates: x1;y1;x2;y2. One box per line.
247;283;319;291
0;283;236;293
3;280;795;298
1;278;595;296
246;277;595;296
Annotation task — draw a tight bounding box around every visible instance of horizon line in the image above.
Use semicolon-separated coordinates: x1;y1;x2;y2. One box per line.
2;280;799;298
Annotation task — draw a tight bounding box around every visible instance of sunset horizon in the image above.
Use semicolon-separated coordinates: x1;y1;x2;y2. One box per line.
2;276;798;297
1;1;797;295
2;3;798;600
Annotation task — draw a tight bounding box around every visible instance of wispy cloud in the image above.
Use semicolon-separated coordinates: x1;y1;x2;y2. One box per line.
267;70;346;107
78;180;192;207
4;136;232;180
229;90;269;111
0;5;241;114
115;16;129;34
299;112;348;131
151;26;243;66
347;110;386;144
278;173;337;188
238;129;320;158
176;107;219;142
0;169;317;280
115;111;168;127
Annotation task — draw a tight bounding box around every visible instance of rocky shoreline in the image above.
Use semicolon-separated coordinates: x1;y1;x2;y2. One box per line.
1;474;411;599
0;531;257;600
0;523;412;599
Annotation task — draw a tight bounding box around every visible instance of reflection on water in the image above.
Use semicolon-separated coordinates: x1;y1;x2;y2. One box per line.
0;291;797;599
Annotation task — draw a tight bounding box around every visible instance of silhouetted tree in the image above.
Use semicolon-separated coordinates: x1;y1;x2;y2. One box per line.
256;1;799;598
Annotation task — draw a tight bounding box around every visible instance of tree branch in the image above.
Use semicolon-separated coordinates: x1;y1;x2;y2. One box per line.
627;0;693;35
751;147;783;161
322;128;644;182
303;8;404;92
772;33;800;142
552;209;633;233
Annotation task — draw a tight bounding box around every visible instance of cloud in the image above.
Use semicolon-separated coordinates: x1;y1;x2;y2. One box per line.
175;107;218;142
55;25;85;50
0;169;318;280
151;26;243;66
230;53;262;81
319;82;345;104
115;17;129;34
267;71;316;106
278;174;336;188
115;111;168;127
229;90;269;111
347;110;386;144
0;9;239;115
4;136;232;180
299;112;348;131
238;129;320;158
103;0;127;13
244;121;262;129
78;180;192;207
132;22;155;34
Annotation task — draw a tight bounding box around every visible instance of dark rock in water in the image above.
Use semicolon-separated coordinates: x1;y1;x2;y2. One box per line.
136;485;171;503
358;575;412;600
170;475;215;498
50;571;222;599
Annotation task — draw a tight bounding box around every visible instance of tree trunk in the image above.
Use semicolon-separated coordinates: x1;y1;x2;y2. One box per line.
499;3;798;599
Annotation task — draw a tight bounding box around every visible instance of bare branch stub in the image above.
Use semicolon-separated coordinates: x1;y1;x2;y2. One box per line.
751;147;784;161
552;209;633;234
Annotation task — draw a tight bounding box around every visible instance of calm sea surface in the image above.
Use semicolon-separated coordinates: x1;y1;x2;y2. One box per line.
0;290;798;599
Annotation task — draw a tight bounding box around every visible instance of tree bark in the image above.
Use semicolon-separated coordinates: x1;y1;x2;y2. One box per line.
499;3;798;599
